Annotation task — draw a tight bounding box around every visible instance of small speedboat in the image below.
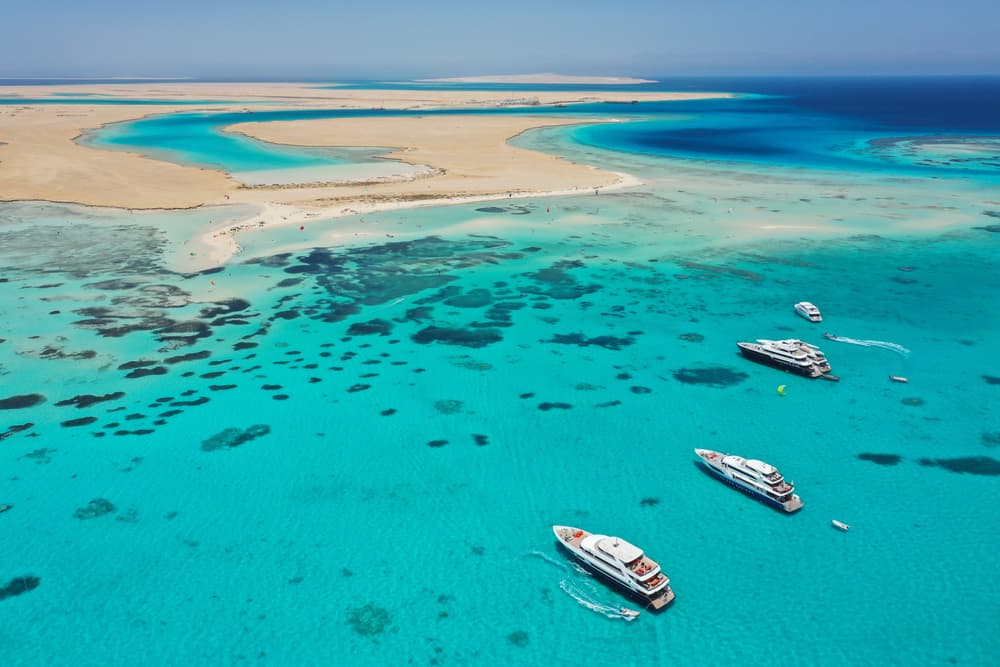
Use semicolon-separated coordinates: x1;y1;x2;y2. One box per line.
889;375;909;383
832;519;850;532
620;608;641;619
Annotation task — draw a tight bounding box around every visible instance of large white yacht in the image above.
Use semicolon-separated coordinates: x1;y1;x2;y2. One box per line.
737;338;837;380
695;449;804;512
552;525;675;610
794;301;822;322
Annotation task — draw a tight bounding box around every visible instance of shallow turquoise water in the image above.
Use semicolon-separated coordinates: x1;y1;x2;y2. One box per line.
2;81;1000;666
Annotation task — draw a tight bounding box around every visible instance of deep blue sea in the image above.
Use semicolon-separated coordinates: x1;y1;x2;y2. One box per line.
1;78;999;666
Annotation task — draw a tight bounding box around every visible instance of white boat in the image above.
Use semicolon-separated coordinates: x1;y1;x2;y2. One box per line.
619;608;641;619
889;375;909;383
552;525;675;610
794;301;822;322
737;338;838;380
832;520;850;531
695;449;804;513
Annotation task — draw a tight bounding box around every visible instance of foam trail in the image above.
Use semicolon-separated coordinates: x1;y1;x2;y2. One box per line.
823;334;910;357
559;579;639;621
523;550;569;571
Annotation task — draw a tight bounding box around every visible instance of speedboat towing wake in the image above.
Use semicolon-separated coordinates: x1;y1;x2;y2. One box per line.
822;333;910;357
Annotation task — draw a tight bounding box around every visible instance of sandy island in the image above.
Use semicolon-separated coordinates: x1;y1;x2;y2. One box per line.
0;81;728;264
417;73;657;84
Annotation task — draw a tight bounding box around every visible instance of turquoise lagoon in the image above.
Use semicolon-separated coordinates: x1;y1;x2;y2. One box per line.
1;79;999;666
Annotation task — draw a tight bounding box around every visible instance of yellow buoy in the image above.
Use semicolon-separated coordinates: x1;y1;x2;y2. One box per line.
777;384;787;396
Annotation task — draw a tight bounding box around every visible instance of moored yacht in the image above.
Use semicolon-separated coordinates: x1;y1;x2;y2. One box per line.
695;449;804;513
794;301;822;322
737;338;837;380
552;525;675;610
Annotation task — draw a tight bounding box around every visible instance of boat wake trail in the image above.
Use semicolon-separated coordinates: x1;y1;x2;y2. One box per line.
823;335;910;357
559;579;639;622
524;550;568;571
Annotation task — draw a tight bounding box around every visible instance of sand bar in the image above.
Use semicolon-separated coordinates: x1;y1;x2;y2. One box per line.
417;73;658;84
0;83;727;211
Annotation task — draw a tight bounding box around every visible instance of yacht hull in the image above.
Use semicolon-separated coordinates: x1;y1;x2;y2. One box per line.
737;344;821;378
697;457;804;513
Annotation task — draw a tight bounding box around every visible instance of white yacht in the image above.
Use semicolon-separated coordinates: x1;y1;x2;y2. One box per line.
552;525;675;610
737;338;837;380
794;301;822;322
695;449;804;513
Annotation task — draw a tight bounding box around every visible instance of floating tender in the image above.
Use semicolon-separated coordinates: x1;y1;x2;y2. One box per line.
794;301;822;322
889;375;909;383
552;525;675;610
832;520;850;532
737;338;839;380
695;448;804;513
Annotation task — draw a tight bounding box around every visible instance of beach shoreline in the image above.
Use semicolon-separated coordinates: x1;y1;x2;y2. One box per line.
0;83;726;212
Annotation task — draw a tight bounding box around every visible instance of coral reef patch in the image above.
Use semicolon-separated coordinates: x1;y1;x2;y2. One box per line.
201;424;271;452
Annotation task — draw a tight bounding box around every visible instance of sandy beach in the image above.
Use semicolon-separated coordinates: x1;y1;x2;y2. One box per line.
0;83;725;211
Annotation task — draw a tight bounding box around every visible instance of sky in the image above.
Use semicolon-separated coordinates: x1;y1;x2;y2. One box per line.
2;0;999;78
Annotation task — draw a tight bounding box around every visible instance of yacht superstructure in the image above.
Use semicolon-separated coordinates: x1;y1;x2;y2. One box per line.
553;525;675;610
794;301;822;322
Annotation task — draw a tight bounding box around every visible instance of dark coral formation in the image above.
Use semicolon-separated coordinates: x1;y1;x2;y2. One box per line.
347;319;393;336
164;350;211;364
679;332;704;342
0;423;33;441
901;397;925;406
538;402;572;411
201;424;271;452
640;497;661;507
507;630;530;647
983;375;1000;385
73;498;116;519
918;456;1000;476
427;439;448;448
0;394;46;410
347;602;392;636
412;326;502;348
0;576;40;601
544;332;635;350
55;392;125;409
434;400;463;415
672;366;749;388
858;453;903;466
61;416;98;428
125;366;168;379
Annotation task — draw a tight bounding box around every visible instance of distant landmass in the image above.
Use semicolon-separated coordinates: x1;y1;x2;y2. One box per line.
417;73;656;85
